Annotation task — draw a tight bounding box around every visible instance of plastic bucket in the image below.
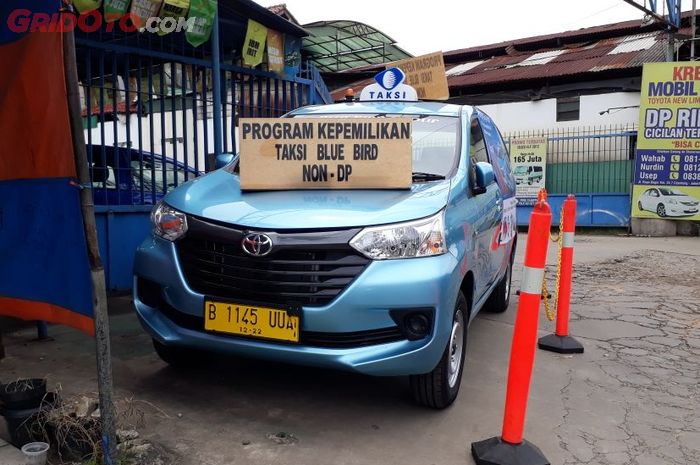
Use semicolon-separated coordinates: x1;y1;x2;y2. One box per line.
0;379;47;410
1;406;40;447
21;442;49;465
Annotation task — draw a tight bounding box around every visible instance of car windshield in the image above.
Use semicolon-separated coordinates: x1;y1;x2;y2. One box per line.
514;166;528;175
291;114;460;177
659;188;685;196
131;160;188;192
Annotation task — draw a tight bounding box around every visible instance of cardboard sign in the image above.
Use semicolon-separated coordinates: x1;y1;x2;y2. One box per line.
239;118;413;190
391;52;449;100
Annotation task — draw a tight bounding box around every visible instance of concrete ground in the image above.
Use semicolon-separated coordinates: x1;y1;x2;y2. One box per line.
1;234;698;465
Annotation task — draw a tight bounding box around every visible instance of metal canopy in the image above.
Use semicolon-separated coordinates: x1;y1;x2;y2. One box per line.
303;20;412;72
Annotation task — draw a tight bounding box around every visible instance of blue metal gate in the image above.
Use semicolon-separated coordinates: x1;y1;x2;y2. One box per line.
506;125;637;227
76;24;324;290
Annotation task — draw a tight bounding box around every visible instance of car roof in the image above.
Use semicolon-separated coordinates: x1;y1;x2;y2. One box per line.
288;101;469;118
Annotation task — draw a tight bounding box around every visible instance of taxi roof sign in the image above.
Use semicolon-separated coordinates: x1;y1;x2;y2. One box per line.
360;67;418;102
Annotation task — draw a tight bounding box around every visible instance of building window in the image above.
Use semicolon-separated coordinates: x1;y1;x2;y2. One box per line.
556;96;580;122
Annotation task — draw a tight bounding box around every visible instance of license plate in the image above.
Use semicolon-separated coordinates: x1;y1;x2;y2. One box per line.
204;300;300;343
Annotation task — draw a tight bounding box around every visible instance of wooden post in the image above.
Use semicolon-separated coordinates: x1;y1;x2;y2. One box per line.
62;29;117;464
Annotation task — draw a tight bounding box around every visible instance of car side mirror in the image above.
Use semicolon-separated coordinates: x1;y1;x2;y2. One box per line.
215;153;235;170
473;162;496;195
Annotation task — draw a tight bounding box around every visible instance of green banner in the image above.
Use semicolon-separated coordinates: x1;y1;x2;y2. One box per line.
186;0;216;47
242;19;267;67
73;0;102;13
104;0;131;22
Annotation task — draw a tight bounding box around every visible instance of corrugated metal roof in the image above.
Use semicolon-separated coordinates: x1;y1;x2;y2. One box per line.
608;32;658;54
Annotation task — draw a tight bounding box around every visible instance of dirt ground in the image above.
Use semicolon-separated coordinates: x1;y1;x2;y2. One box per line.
1;234;698;465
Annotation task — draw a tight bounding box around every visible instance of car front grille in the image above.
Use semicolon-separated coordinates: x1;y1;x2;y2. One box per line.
176;216;370;307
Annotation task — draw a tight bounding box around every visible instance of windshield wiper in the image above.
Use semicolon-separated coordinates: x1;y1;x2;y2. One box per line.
412;171;445;181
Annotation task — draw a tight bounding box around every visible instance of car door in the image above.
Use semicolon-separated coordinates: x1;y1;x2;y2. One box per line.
477;110;515;284
468;117;501;301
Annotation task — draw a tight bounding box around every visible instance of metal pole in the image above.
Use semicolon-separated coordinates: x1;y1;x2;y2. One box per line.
692;0;697;60
63;29;117;464
667;30;675;61
212;6;223;159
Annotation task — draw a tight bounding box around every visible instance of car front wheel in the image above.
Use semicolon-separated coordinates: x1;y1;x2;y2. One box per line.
410;292;468;409
657;203;666;217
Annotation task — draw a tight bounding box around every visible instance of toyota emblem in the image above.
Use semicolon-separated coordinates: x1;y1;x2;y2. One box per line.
241;233;273;257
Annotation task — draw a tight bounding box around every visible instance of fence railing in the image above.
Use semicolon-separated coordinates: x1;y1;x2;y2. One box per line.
76;29;316;207
505;125;638;195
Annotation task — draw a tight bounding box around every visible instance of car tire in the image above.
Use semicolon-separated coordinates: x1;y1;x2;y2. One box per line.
153;339;198;368
409;292;468;409
482;259;513;314
657;204;666;217
638;201;643;211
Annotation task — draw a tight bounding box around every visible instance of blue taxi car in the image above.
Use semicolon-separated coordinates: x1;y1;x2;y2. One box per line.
133;96;517;408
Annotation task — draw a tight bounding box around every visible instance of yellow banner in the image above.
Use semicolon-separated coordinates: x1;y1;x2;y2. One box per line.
243;19;267;67
267;29;285;74
157;0;190;35
632;63;700;220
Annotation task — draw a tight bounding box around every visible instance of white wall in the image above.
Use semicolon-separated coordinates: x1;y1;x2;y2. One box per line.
479;91;641;133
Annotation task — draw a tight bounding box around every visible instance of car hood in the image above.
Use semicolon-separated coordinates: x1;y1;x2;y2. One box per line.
164;170;451;229
674;195;699;204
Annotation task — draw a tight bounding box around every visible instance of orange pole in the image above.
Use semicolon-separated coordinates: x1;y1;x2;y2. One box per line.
555;195;576;337
501;197;552;445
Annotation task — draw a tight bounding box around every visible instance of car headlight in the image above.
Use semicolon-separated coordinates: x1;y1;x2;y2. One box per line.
668;199;678;205
350;211;446;260
151;202;188;241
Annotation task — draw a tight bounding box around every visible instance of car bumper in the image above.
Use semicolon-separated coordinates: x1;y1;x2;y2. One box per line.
667;205;699;216
133;236;462;376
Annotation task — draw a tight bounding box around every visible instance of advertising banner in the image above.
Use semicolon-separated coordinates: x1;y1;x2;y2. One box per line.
510;136;547;203
238;118;413;190
73;0;103;13
103;0;131;22
267;29;284;74
391;52;449;100
186;0;216;47
242;19;267;67
284;34;301;77
631;62;700;220
157;0;190;35
130;0;163;27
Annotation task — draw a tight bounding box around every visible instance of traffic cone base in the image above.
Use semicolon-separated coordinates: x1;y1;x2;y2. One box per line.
471;437;550;465
537;334;584;354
